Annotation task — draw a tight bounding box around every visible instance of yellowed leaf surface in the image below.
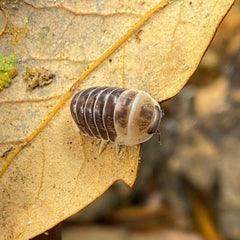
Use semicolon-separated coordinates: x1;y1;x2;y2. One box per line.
0;0;234;239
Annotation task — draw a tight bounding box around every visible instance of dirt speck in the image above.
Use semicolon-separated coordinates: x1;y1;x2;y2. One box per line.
22;66;55;90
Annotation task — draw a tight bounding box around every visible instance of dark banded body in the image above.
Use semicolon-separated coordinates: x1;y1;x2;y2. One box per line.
70;87;162;146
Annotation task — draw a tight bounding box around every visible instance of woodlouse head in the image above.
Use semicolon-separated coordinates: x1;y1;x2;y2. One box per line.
114;90;163;146
147;105;162;134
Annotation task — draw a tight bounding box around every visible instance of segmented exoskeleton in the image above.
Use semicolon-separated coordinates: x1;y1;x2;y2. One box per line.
70;87;162;146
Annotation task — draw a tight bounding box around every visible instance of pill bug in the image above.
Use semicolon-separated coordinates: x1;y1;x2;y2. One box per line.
70;86;163;146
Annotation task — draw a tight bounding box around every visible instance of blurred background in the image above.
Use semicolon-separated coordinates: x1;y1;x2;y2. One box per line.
60;1;240;240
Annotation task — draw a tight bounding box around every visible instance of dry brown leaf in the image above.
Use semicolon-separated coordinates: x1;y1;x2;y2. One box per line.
0;0;234;239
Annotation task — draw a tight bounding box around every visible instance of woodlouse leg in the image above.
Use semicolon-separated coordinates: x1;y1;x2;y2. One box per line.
71;118;80;132
98;140;108;154
115;144;125;160
115;144;120;156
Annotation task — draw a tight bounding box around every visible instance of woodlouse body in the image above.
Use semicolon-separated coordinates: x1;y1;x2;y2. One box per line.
70;87;162;146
